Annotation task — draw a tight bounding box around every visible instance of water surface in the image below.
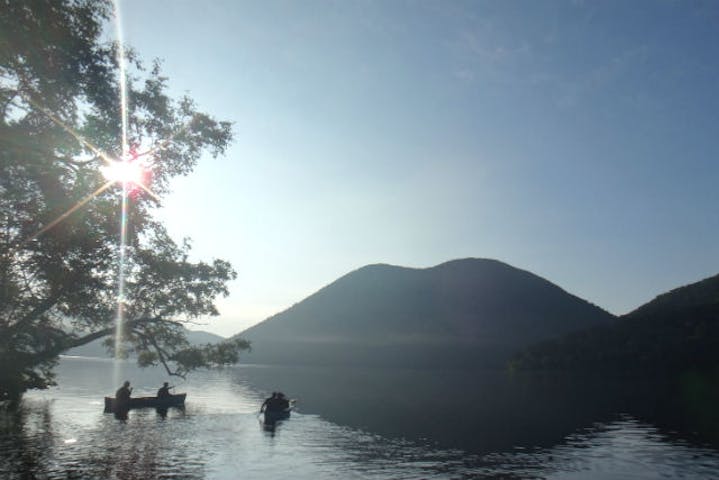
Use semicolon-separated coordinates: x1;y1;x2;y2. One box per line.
1;357;718;479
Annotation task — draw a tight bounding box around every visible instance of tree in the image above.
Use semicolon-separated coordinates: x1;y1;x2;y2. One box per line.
0;0;249;401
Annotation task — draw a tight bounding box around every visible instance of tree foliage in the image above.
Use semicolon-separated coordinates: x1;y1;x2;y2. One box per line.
0;0;249;400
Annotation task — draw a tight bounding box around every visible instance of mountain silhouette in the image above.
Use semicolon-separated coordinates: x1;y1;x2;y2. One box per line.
511;272;719;371
626;273;719;319
238;258;615;367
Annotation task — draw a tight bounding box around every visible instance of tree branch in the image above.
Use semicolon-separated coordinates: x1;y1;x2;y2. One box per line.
137;328;186;379
59;315;163;352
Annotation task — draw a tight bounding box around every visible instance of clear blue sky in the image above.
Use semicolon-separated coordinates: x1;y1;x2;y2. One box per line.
117;0;718;336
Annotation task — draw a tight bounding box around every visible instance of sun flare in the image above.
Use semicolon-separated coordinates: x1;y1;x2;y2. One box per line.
101;159;147;185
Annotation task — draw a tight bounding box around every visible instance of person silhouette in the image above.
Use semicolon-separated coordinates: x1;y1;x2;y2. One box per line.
114;380;132;418
115;380;132;404
260;392;277;413
157;382;171;399
276;392;290;410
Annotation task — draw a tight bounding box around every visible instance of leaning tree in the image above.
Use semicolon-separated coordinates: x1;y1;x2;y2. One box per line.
0;0;249;401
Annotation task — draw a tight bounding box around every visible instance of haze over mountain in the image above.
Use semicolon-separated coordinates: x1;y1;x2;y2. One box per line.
238;258;615;367
512;272;719;371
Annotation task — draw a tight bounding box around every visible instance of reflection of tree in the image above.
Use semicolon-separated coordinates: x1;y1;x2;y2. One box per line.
0;402;205;479
0;401;53;478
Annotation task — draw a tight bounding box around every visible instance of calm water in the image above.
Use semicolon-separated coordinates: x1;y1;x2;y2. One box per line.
1;356;718;479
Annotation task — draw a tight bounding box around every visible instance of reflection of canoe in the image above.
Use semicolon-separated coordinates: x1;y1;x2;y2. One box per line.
104;393;186;413
263;408;291;423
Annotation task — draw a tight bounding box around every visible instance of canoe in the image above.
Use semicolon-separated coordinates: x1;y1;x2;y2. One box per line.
104;393;186;413
263;408;291;423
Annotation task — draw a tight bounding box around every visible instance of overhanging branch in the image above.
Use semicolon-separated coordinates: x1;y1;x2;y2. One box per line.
61;315;164;350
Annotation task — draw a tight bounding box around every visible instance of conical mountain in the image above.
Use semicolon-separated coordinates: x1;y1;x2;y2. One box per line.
238;258;615;367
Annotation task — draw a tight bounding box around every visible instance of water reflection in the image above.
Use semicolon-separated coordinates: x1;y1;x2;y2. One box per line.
260;416;279;437
113;409;128;421
1;357;718;479
236;364;719;454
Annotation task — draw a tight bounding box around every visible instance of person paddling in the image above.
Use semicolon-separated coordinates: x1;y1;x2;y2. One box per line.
276;392;290;410
114;380;132;416
115;381;132;403
157;382;172;399
260;392;278;413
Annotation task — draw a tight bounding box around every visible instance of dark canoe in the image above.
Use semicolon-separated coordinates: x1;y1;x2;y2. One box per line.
263;408;291;423
104;393;186;413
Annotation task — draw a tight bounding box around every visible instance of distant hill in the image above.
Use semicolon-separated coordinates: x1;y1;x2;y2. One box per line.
511;273;719;371
237;258;615;368
65;329;225;358
628;273;719;318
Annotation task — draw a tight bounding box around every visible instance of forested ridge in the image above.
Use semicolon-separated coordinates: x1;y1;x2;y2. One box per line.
511;273;719;371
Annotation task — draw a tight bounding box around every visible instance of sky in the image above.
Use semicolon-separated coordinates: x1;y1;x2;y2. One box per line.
114;0;718;337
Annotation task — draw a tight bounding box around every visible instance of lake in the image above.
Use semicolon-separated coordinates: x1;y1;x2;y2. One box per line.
1;356;718;479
